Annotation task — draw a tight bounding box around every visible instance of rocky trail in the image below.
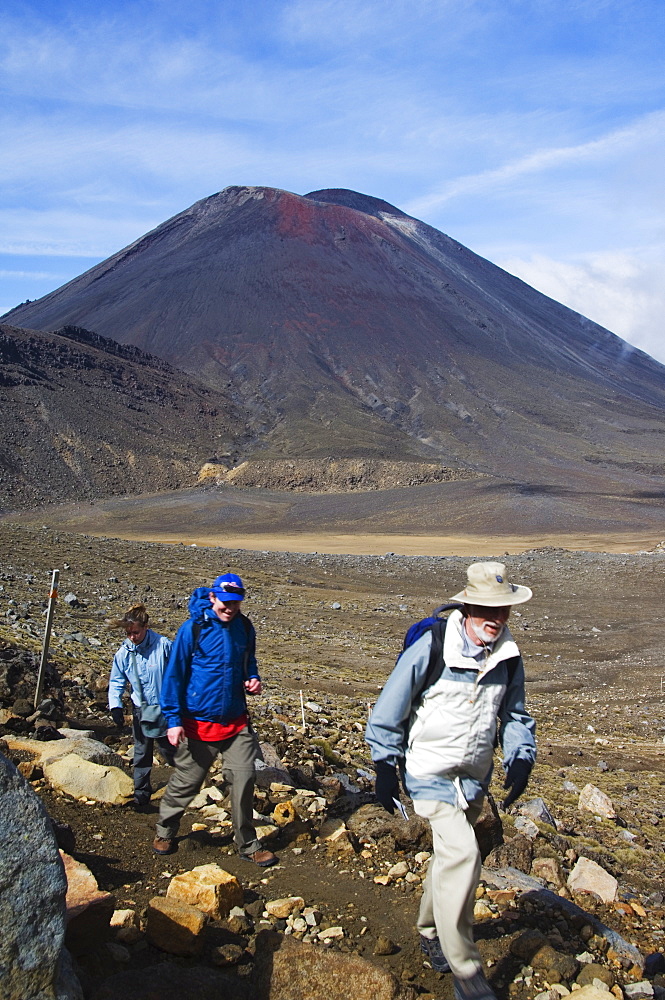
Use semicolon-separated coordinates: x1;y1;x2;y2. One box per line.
1;522;664;1000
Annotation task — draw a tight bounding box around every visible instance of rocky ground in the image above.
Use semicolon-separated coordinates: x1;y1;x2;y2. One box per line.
1;521;664;999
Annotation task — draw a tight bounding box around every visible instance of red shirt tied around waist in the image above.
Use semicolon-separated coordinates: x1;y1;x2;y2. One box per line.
182;713;248;741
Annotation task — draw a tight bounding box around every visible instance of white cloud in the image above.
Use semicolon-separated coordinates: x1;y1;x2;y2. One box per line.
498;250;665;365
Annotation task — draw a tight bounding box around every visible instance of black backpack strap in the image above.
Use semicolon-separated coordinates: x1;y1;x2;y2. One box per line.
504;655;520;691
239;613;254;682
414;618;447;703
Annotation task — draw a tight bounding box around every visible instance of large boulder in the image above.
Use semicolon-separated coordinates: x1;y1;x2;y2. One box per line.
0;751;82;999
2;735;125;769
43;754;133;804
60;852;115;956
90;963;251;1000
252;931;417;999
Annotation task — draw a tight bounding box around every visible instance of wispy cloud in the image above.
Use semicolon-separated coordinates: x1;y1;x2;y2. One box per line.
405;111;665;217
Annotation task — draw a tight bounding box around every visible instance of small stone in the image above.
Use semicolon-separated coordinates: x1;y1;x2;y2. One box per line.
578;784;616;820
531;944;580;982
318;926;344;940
567;857;618;903
531;857;564;887
474;900;494;920
519;797;556;826
265;896;305;919
373;874;391;885
577;964;615;989
211;942;246;966
387;861;409;877
110;909;136;929
374;934;397;955
106;941;130;962
624;983;655;1000
514;816;540;839
414;851;431;864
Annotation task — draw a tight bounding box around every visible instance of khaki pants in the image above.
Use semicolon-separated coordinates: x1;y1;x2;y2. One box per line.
414;798;484;980
156;726;262;856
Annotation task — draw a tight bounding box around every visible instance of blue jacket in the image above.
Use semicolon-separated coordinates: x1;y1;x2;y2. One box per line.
160;587;258;728
108;629;172;710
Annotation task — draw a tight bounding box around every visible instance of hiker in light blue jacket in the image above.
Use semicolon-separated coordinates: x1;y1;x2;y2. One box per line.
108;604;175;809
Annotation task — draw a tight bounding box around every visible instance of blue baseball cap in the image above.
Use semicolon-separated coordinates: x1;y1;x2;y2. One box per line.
210;573;245;601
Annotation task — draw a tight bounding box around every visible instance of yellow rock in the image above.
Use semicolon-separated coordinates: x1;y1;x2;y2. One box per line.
272;800;297;826
166;864;243;920
146;896;207;956
473;900;494;920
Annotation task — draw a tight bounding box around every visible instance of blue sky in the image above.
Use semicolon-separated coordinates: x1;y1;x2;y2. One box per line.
1;0;664;362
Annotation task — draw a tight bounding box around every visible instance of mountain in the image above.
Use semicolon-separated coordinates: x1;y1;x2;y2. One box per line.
0;323;245;510
5;186;665;491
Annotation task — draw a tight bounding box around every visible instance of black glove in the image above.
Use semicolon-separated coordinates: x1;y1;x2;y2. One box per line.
502;758;532;809
374;760;400;814
110;707;125;729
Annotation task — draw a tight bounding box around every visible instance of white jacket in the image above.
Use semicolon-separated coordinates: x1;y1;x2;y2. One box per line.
366;610;536;807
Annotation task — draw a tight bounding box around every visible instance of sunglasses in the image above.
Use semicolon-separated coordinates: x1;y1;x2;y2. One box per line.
216;584;245;597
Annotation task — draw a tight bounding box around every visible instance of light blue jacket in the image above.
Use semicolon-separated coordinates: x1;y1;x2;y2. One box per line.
108;629;172;710
366;610;536;808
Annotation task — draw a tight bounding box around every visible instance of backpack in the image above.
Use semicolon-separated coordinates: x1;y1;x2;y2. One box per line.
400;603;462;703
400;603;518;703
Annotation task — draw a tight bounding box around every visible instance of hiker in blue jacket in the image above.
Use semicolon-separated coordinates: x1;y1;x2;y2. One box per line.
153;573;277;867
366;563;536;1000
108;604;175;809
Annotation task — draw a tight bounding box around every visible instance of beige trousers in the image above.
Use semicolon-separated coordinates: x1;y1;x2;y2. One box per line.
414;797;484;980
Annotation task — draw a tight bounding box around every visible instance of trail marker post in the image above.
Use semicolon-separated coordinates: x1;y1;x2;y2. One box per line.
34;569;59;710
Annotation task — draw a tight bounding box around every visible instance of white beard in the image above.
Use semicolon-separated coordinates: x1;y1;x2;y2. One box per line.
468;620;505;645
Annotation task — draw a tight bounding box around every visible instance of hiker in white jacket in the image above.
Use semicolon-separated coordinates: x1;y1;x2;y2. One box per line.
366;563;536;1000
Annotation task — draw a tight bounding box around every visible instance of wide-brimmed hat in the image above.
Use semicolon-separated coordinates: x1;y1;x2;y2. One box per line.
450;562;532;607
210;572;245;601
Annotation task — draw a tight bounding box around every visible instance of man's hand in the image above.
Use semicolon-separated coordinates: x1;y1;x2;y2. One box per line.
110;707;125;729
502;758;532;809
244;677;262;695
167;726;185;747
374;760;400;814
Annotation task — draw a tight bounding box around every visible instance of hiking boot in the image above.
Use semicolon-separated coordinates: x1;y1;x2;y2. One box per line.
453;970;497;1000
241;848;278;867
152;835;176;855
420;934;451;973
131;799;152;813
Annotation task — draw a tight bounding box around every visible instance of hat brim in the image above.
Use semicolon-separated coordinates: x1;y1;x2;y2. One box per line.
210;590;244;602
450;585;532;607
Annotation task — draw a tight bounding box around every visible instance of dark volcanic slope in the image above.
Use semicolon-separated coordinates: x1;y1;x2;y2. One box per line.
5;186;665;489
0;323;246;510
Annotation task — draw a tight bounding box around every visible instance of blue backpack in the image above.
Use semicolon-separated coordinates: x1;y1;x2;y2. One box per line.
401;603;462;702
